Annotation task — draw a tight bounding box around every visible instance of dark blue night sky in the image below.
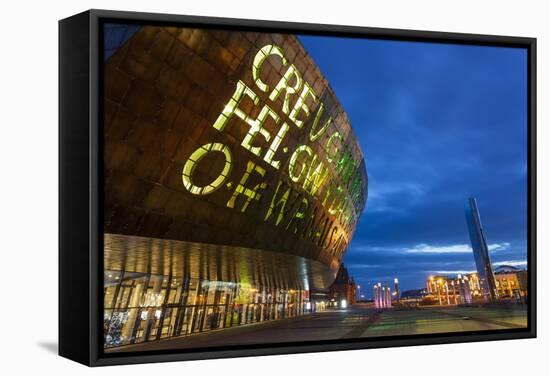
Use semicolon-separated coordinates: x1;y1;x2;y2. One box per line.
299;35;528;296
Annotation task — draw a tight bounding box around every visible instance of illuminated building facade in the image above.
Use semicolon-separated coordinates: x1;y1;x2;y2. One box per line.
426;275;474;305
465;198;499;301
399;288;428;306
102;24;368;349
426;267;528;305
494;265;528;301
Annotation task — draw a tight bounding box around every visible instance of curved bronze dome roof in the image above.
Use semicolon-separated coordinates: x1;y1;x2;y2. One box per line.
103;26;368;289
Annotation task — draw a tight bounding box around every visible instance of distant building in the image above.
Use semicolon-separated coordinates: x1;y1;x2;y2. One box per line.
309;290;330;312
426;275;472;305
329;264;356;307
517;270;528;295
425;266;527;305
399;288;429;307
465;198;499;301
494;265;528;300
401;288;429;300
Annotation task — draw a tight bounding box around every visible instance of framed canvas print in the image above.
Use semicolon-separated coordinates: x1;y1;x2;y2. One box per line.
59;9;536;366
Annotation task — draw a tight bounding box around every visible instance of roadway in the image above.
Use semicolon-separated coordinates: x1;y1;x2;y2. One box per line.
106;304;527;353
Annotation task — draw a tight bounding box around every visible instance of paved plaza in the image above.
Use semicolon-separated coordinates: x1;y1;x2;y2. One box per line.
107;304;527;353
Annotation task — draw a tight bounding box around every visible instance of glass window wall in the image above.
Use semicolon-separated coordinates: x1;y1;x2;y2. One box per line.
104;270;314;348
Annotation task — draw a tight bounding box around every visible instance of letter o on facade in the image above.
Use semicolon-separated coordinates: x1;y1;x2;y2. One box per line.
182;143;233;195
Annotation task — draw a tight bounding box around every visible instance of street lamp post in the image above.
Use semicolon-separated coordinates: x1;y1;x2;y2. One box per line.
394;278;400;305
436;279;443;305
452;280;458;305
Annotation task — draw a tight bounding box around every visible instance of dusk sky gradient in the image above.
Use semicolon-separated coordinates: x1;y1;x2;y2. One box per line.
299;35;528;295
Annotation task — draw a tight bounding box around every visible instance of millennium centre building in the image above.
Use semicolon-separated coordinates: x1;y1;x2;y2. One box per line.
102;24;368;350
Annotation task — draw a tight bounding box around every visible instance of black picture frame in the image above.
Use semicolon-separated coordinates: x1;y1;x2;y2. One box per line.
59;9;537;367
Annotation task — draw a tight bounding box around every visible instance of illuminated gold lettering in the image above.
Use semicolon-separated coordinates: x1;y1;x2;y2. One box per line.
332;232;348;258
198;44;366;262
212;80;259;132
288;145;312;183
289;81;317;128
309;103;332;141
326;226;338;251
337;200;350;228
252;45;288;93
349;172;363;206
241;104;279;156
263;122;290;170
301;205;318;241
264;180;300;226
328;185;344;215
269;64;302;115
321;184;336;209
285;197;309;234
182;143;233;195
312;215;327;246
310;211;325;243
226;161;267;212
302;155;328;196
336;149;357;186
325;131;343;163
321;219;335;248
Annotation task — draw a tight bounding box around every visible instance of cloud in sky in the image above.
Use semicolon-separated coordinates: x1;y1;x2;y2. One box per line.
405;244;472;254
351;242;510;255
299;35;528;294
407;242;510;254
430;258;527;275
488;242;511;251
493;260;528;267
